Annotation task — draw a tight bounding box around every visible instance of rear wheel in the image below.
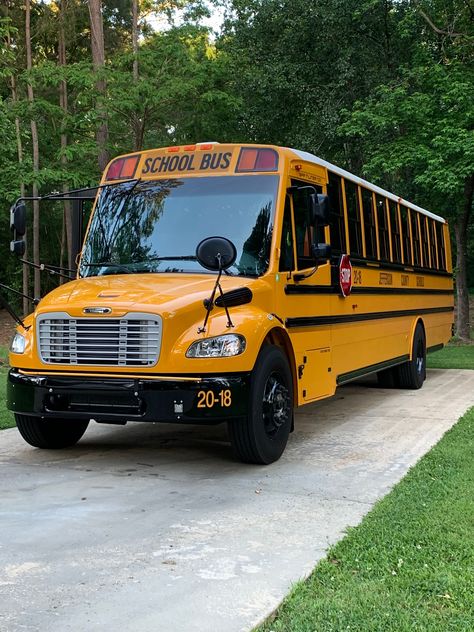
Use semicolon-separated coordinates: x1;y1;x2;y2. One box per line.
15;414;89;449
228;346;293;465
397;323;426;389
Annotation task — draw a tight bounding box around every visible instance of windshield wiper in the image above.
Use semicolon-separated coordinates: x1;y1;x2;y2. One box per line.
82;262;133;274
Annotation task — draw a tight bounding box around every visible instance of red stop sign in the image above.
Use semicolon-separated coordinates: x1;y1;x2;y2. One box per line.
339;254;352;297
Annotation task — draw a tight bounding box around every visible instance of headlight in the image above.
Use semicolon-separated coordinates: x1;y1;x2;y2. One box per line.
186;334;246;358
10;332;26;354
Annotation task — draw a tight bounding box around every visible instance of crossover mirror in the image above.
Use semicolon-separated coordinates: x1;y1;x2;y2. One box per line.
196;236;237;272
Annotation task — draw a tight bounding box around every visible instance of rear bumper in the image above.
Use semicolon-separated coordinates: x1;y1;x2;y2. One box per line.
7;369;250;424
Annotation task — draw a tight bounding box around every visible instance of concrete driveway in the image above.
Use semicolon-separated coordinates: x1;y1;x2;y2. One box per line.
1;368;474;632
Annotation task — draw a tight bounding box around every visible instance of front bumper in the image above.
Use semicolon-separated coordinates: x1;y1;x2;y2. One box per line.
7;370;250;424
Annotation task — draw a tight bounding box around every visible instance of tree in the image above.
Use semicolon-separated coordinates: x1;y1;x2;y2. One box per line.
341;61;473;339
88;0;108;171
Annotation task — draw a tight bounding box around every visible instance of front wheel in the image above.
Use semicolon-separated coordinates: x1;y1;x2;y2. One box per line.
228;346;293;465
15;414;89;449
397;323;426;389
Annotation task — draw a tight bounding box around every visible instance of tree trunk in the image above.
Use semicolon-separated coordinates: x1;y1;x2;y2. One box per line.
131;0;143;151
59;0;73;273
25;0;41;299
7;3;30;314
88;0;109;172
454;174;473;341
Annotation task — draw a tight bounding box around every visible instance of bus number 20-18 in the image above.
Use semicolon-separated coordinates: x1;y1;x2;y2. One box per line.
197;389;232;409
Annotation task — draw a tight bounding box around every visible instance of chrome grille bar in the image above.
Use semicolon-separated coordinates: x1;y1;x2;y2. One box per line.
37;312;162;367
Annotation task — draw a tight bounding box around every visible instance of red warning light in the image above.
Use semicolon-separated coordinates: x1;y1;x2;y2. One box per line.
105;155;139;181
236;148;279;172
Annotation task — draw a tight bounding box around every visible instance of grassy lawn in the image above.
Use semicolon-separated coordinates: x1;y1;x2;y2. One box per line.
0;344;14;430
428;342;474;370
259;406;474;632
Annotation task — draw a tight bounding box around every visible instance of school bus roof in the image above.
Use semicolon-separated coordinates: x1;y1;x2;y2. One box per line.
288;148;446;224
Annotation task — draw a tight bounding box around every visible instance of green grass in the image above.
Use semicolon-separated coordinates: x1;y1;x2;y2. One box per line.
427;342;474;370
259;407;474;632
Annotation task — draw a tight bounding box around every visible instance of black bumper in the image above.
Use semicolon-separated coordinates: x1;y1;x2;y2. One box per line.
7;370;250;424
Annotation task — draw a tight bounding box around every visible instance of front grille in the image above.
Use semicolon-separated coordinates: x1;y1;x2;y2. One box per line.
37;312;162;367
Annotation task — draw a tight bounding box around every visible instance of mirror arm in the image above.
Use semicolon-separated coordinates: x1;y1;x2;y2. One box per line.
0;290;29;330
293;266;319;283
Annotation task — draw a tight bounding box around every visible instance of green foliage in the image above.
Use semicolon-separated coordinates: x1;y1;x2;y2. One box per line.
341;61;474;215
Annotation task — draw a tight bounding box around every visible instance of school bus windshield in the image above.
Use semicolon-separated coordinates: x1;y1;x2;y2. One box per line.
79;175;279;278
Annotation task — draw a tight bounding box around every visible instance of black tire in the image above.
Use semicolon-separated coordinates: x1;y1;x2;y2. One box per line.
397;323;426;389
228;345;293;465
377;367;398;388
15;414;89;449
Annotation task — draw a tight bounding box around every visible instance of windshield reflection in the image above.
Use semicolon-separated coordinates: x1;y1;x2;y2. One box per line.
79;175;278;278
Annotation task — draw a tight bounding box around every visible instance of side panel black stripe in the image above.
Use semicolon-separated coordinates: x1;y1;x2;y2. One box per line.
285;285;453;296
286;306;454;328
336;355;410;385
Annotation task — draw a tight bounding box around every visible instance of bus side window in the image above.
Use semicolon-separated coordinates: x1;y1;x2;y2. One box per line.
344;179;363;257
291;179;323;270
400;206;411;265
388;200;401;263
361;187;377;259
376;194;390;261
435;221;447;270
420;215;430;268
428;219;438;269
279;197;295;272
327;172;346;255
411;211;422;266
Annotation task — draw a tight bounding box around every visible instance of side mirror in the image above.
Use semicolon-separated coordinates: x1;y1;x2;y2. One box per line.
196;236;237;271
312;194;330;226
10;202;27;237
312;242;331;262
10;240;26;257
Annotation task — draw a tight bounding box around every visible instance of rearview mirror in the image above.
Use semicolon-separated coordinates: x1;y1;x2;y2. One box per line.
10;239;26;257
312;242;331;262
10;202;27;237
312;194;330;226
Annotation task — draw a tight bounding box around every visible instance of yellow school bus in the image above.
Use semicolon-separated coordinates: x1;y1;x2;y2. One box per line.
7;143;453;464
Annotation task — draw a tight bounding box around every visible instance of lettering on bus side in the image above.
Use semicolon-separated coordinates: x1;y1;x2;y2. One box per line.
379;272;393;285
401;274;409;286
141;151;233;175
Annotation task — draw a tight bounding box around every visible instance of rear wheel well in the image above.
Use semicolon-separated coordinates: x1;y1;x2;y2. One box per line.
411;318;425;358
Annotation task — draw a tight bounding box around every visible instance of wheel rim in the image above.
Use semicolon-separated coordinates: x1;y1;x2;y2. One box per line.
262;371;291;438
416;338;425;375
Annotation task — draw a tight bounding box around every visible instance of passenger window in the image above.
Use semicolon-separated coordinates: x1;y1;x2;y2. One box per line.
291;179;323;270
411;211;422;266
435;221;447;270
376;195;390;261
400;206;411;265
428;219;438;269
279;197;294;272
420;216;430;268
327;172;346;254
361;187;377;259
343;179;363;257
388;201;401;263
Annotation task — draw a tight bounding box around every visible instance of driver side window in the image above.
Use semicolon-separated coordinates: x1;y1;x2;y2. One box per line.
291;179;323;270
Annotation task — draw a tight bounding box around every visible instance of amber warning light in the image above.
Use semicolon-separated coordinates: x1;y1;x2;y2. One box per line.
105;155;140;180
